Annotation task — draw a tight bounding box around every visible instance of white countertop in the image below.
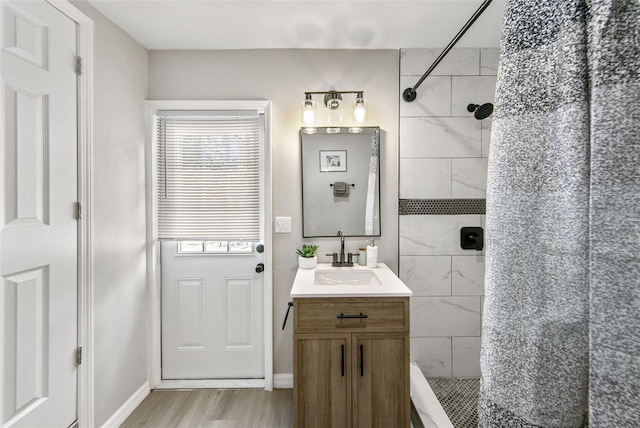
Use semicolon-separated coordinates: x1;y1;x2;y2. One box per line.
290;263;413;298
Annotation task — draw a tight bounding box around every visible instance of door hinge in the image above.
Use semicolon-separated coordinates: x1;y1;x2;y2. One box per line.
75;56;82;75
75;202;82;220
76;346;83;365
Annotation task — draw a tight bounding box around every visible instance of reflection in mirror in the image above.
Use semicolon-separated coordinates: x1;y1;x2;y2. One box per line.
301;127;380;237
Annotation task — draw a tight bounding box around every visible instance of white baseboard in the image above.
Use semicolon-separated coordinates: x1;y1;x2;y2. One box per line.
273;373;293;389
155;379;265;389
100;382;150;428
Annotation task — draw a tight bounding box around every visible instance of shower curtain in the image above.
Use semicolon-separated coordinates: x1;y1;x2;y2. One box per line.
480;0;639;426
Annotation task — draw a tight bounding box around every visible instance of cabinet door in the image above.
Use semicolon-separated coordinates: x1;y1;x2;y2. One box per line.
294;334;351;428
352;333;410;428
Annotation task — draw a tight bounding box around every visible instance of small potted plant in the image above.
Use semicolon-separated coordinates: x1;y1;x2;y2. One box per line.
296;244;318;269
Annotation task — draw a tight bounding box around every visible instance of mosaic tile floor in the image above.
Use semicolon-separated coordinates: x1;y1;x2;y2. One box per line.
426;377;480;428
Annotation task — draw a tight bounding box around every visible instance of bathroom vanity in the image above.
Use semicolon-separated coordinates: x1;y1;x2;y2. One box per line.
290;263;413;428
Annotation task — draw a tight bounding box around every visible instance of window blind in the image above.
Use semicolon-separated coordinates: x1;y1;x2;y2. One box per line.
157;114;261;240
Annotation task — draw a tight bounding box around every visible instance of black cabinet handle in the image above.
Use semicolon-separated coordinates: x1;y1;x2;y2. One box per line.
360;344;364;377
337;313;368;319
341;344;345;377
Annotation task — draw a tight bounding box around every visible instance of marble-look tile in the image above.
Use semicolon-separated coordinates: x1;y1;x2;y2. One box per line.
400;255;451;296
400;75;451;117
401;48;480;76
411;296;482;337
399;215;482;256
451;76;498;117
481;295;486;323
411;337;453;377
452;255;485;296
480;48;500;76
481;118;493;158
400;117;482;158
452;337;482;377
400;158;451;199
451;158;488;198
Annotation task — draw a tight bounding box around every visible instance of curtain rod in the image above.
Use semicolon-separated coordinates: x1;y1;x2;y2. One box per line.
403;0;494;102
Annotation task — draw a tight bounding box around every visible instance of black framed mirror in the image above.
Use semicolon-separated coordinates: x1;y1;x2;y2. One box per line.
301;127;380;237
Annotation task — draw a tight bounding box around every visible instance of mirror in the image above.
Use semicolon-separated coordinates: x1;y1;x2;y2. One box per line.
301;127;380;237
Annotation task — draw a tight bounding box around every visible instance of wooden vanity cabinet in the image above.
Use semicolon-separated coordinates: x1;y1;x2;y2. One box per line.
293;297;410;428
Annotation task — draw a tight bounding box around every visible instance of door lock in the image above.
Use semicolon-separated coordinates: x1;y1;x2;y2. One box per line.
255;263;264;273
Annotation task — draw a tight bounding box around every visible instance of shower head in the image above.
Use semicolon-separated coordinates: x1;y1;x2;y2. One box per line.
467;103;494;120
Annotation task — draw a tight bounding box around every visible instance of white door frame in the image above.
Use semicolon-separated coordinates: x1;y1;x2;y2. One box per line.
145;100;274;390
47;1;95;426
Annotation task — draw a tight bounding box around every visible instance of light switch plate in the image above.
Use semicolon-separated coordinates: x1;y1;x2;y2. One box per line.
275;216;292;233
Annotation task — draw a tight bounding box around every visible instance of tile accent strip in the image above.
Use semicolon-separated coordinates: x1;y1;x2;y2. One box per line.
399;199;486;215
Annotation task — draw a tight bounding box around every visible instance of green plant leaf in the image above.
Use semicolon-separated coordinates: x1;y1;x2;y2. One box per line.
296;244;318;257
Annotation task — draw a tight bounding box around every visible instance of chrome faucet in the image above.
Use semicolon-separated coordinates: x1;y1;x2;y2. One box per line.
326;230;354;267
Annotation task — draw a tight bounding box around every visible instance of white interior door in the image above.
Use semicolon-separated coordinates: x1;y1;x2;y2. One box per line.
161;241;265;379
0;1;78;426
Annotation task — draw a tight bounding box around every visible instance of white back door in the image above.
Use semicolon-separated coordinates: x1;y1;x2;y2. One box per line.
161;241;265;379
0;1;78;427
158;109;267;381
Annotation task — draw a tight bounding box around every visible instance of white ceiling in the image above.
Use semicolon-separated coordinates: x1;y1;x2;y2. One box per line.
86;0;506;50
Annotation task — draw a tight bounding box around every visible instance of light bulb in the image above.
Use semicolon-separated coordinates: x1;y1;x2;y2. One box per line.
303;106;315;125
354;94;367;124
301;96;315;126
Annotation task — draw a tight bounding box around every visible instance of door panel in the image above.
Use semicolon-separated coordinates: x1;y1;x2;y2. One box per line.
353;334;409;428
161;241;264;379
294;334;351;428
1;1;78;427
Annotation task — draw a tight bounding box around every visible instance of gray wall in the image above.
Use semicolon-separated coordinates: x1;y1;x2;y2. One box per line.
398;48;498;377
71;2;149;425
148;49;399;375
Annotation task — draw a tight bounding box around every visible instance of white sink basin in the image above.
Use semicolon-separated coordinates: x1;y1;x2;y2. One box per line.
291;263;413;297
314;270;381;286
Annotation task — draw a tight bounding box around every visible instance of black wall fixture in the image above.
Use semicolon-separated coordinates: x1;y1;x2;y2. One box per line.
468;103;494;120
402;0;494;102
461;227;484;251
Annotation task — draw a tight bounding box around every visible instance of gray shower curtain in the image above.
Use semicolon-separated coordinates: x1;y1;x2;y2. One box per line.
480;0;639;426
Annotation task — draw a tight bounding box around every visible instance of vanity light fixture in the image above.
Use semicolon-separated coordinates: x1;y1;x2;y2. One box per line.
301;90;367;130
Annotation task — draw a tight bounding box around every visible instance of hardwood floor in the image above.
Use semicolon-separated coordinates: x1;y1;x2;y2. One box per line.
121;389;293;428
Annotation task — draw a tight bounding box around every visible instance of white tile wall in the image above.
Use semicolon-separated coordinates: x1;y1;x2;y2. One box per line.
451;158;489;198
400;117;482;158
482;119;493;157
411;297;482;337
480;48;500;76
411;337;453;377
451;76;498;116
452;337;482;377
400;48;497;379
400;76;451;117
399;215;483;256
400;158;451;198
400;256;451;296
452;255;485;296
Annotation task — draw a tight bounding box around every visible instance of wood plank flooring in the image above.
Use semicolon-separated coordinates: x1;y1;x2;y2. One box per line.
121;389;293;428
